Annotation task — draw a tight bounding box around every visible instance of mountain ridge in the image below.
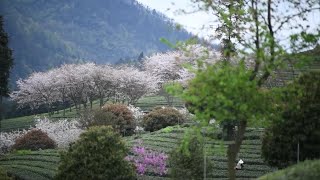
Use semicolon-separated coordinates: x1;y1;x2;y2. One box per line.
0;0;192;85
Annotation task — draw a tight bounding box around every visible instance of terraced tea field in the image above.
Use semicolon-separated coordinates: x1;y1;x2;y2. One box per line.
135;96;184;112
126;127;275;179
0;95;274;179
0;150;59;180
0;96;184;132
0;127;275;179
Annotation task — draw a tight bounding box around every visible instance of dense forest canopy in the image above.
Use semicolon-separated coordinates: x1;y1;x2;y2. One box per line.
0;0;195;86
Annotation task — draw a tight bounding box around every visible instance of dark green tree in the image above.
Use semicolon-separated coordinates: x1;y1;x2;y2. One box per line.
0;15;13;124
169;134;212;180
262;71;320;169
55;126;136;180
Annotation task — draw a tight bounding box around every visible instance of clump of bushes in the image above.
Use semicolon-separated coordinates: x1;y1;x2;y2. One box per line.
143;107;184;132
169;135;211;179
259;159;320;180
262;71;320;168
55;126;136;180
12;129;56;151
84;103;135;136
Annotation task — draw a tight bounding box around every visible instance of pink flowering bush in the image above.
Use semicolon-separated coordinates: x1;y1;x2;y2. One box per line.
126;144;167;176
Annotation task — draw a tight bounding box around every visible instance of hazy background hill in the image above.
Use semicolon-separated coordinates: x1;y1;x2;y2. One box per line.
0;0;192;86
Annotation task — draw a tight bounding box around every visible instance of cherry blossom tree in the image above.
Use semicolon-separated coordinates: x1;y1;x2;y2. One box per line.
90;64;117;107
11;70;59;116
11;62;160;113
115;65;159;104
52;67;70;116
143;45;220;104
58;63;94;111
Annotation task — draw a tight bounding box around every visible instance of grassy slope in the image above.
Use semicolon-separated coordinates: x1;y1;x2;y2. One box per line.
0;127;275;180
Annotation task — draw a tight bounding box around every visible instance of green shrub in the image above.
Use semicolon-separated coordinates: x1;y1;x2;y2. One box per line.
86;104;135;136
259;159;320;180
262;71;320;168
55;126;136;180
12;129;56;151
143;107;184;132
0;166;13;180
169;135;212;180
14;149;32;155
160;126;175;133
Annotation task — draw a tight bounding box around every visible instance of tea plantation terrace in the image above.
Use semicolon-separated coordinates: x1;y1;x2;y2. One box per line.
0;126;275;180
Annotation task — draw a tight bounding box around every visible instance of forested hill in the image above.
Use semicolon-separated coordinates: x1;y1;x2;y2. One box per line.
0;0;191;85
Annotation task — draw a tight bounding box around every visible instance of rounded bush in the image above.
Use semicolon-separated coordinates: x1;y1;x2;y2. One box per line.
169;135;211;179
259;159;320;180
0;167;13;180
12;129;56;151
86;104;135;136
262;71;320;168
143;107;184;132
55;126;136;180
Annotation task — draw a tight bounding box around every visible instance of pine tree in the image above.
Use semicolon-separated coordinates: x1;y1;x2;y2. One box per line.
137;52;144;61
0;15;13;123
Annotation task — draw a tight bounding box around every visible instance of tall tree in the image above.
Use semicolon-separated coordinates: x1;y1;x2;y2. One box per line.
173;1;320;179
0;15;13;125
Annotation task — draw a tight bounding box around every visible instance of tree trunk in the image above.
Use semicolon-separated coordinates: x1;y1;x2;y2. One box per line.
100;97;104;107
63;102;66;116
47;104;52;117
0;96;2;129
227;120;247;180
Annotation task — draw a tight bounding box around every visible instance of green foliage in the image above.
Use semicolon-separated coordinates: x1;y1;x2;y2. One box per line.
55;126;136;180
259;160;320;180
168;61;278;180
0;15;14;123
262;71;320;168
180;61;274;125
169;135;212;180
85;104;135;136
12;129;56;151
143;107;184;132
0;15;14;98
13;149;32;155
160;126;175;133
0;166;13;180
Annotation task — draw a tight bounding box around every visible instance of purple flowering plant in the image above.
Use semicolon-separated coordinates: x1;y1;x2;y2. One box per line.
126;141;168;176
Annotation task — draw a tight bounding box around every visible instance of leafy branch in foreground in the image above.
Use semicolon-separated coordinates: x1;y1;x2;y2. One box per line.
170;0;319;179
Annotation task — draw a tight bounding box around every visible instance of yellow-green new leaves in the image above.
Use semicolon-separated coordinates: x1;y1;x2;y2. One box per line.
181;61;276;126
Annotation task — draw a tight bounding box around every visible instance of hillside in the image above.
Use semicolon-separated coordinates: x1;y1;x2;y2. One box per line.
0;0;192;85
265;46;320;87
0;127;275;179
